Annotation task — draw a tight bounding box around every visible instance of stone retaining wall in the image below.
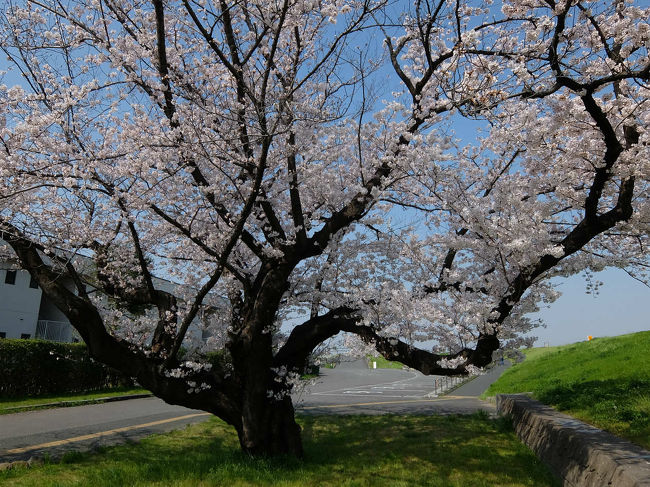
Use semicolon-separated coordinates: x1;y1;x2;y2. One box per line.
497;394;650;487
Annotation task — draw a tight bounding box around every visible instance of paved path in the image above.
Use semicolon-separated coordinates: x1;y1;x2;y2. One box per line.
452;363;510;396
0;360;509;463
0;399;208;464
293;359;508;415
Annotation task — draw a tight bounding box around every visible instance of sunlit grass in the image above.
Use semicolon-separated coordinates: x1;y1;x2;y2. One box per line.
0;414;558;487
367;355;405;369
484;331;650;449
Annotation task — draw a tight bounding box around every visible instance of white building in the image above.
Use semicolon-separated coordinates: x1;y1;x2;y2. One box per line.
0;266;76;341
0;243;221;345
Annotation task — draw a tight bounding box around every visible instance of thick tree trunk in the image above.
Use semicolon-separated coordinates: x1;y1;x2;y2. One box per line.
225;262;305;457
237;395;303;457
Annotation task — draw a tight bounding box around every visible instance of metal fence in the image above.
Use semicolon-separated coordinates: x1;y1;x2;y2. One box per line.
35;320;79;342
430;375;464;396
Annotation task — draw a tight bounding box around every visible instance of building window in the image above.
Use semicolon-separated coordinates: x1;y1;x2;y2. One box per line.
4;270;16;285
29;276;39;289
20;333;31;339
0;332;6;339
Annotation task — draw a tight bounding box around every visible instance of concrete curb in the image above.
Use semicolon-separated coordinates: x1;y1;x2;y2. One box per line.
2;393;154;413
497;394;650;487
0;457;43;472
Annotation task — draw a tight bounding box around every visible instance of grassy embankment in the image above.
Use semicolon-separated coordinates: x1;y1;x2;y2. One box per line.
484;331;650;449
367;355;405;369
0;413;559;487
0;387;149;415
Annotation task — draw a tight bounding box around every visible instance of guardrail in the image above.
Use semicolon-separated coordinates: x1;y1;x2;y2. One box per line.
430;375;464;396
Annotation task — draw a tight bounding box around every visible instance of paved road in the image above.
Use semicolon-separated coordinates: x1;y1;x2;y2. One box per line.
0;360;509;463
453;363;510;396
293;359;507;415
0;399;209;464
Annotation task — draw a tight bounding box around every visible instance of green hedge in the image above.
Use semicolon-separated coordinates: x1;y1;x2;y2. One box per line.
0;339;133;398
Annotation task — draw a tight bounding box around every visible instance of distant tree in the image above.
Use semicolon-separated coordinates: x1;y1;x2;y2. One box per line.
0;0;647;456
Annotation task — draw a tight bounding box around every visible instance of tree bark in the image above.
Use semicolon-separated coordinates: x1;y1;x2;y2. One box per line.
225;262;305;457
237;395;303;457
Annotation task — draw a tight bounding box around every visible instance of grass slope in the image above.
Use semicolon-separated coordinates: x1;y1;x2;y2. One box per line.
0;414;558;487
367;355;405;369
484;331;650;449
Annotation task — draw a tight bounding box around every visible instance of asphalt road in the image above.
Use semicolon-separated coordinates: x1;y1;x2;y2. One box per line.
293;359;507;415
0;399;209;464
0;360;508;463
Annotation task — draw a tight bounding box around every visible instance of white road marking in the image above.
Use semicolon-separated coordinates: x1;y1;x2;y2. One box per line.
312;371;437;399
326;394;427;398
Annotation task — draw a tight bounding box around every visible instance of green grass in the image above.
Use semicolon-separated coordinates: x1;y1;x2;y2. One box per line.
0;414;558;487
367;355;405;369
511;346;562;361
0;387;149;414
484;331;650;449
300;374;319;380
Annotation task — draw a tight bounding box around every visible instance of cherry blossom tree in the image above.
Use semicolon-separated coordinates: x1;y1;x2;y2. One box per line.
0;0;648;456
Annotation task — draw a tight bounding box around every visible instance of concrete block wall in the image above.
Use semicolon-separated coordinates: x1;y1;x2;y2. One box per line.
497;394;650;487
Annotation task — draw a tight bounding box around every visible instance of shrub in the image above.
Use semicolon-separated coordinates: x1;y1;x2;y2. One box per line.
0;339;133;397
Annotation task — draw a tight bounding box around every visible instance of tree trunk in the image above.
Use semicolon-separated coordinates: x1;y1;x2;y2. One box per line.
237;395;303;457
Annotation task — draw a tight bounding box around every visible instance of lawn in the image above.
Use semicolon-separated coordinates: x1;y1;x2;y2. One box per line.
484;331;650;449
367;355;405;369
0;413;558;487
0;388;149;414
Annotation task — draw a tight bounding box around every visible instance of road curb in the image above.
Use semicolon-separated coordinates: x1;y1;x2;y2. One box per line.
2;393;154;414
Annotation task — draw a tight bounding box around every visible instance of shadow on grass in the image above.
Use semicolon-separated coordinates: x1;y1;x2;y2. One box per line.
537;378;650;447
299;414;554;486
2;414;559;487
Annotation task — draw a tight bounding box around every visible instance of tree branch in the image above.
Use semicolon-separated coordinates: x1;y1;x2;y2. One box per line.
274;305;498;375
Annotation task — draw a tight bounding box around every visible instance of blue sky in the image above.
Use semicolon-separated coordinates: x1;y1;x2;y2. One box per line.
529;269;650;346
